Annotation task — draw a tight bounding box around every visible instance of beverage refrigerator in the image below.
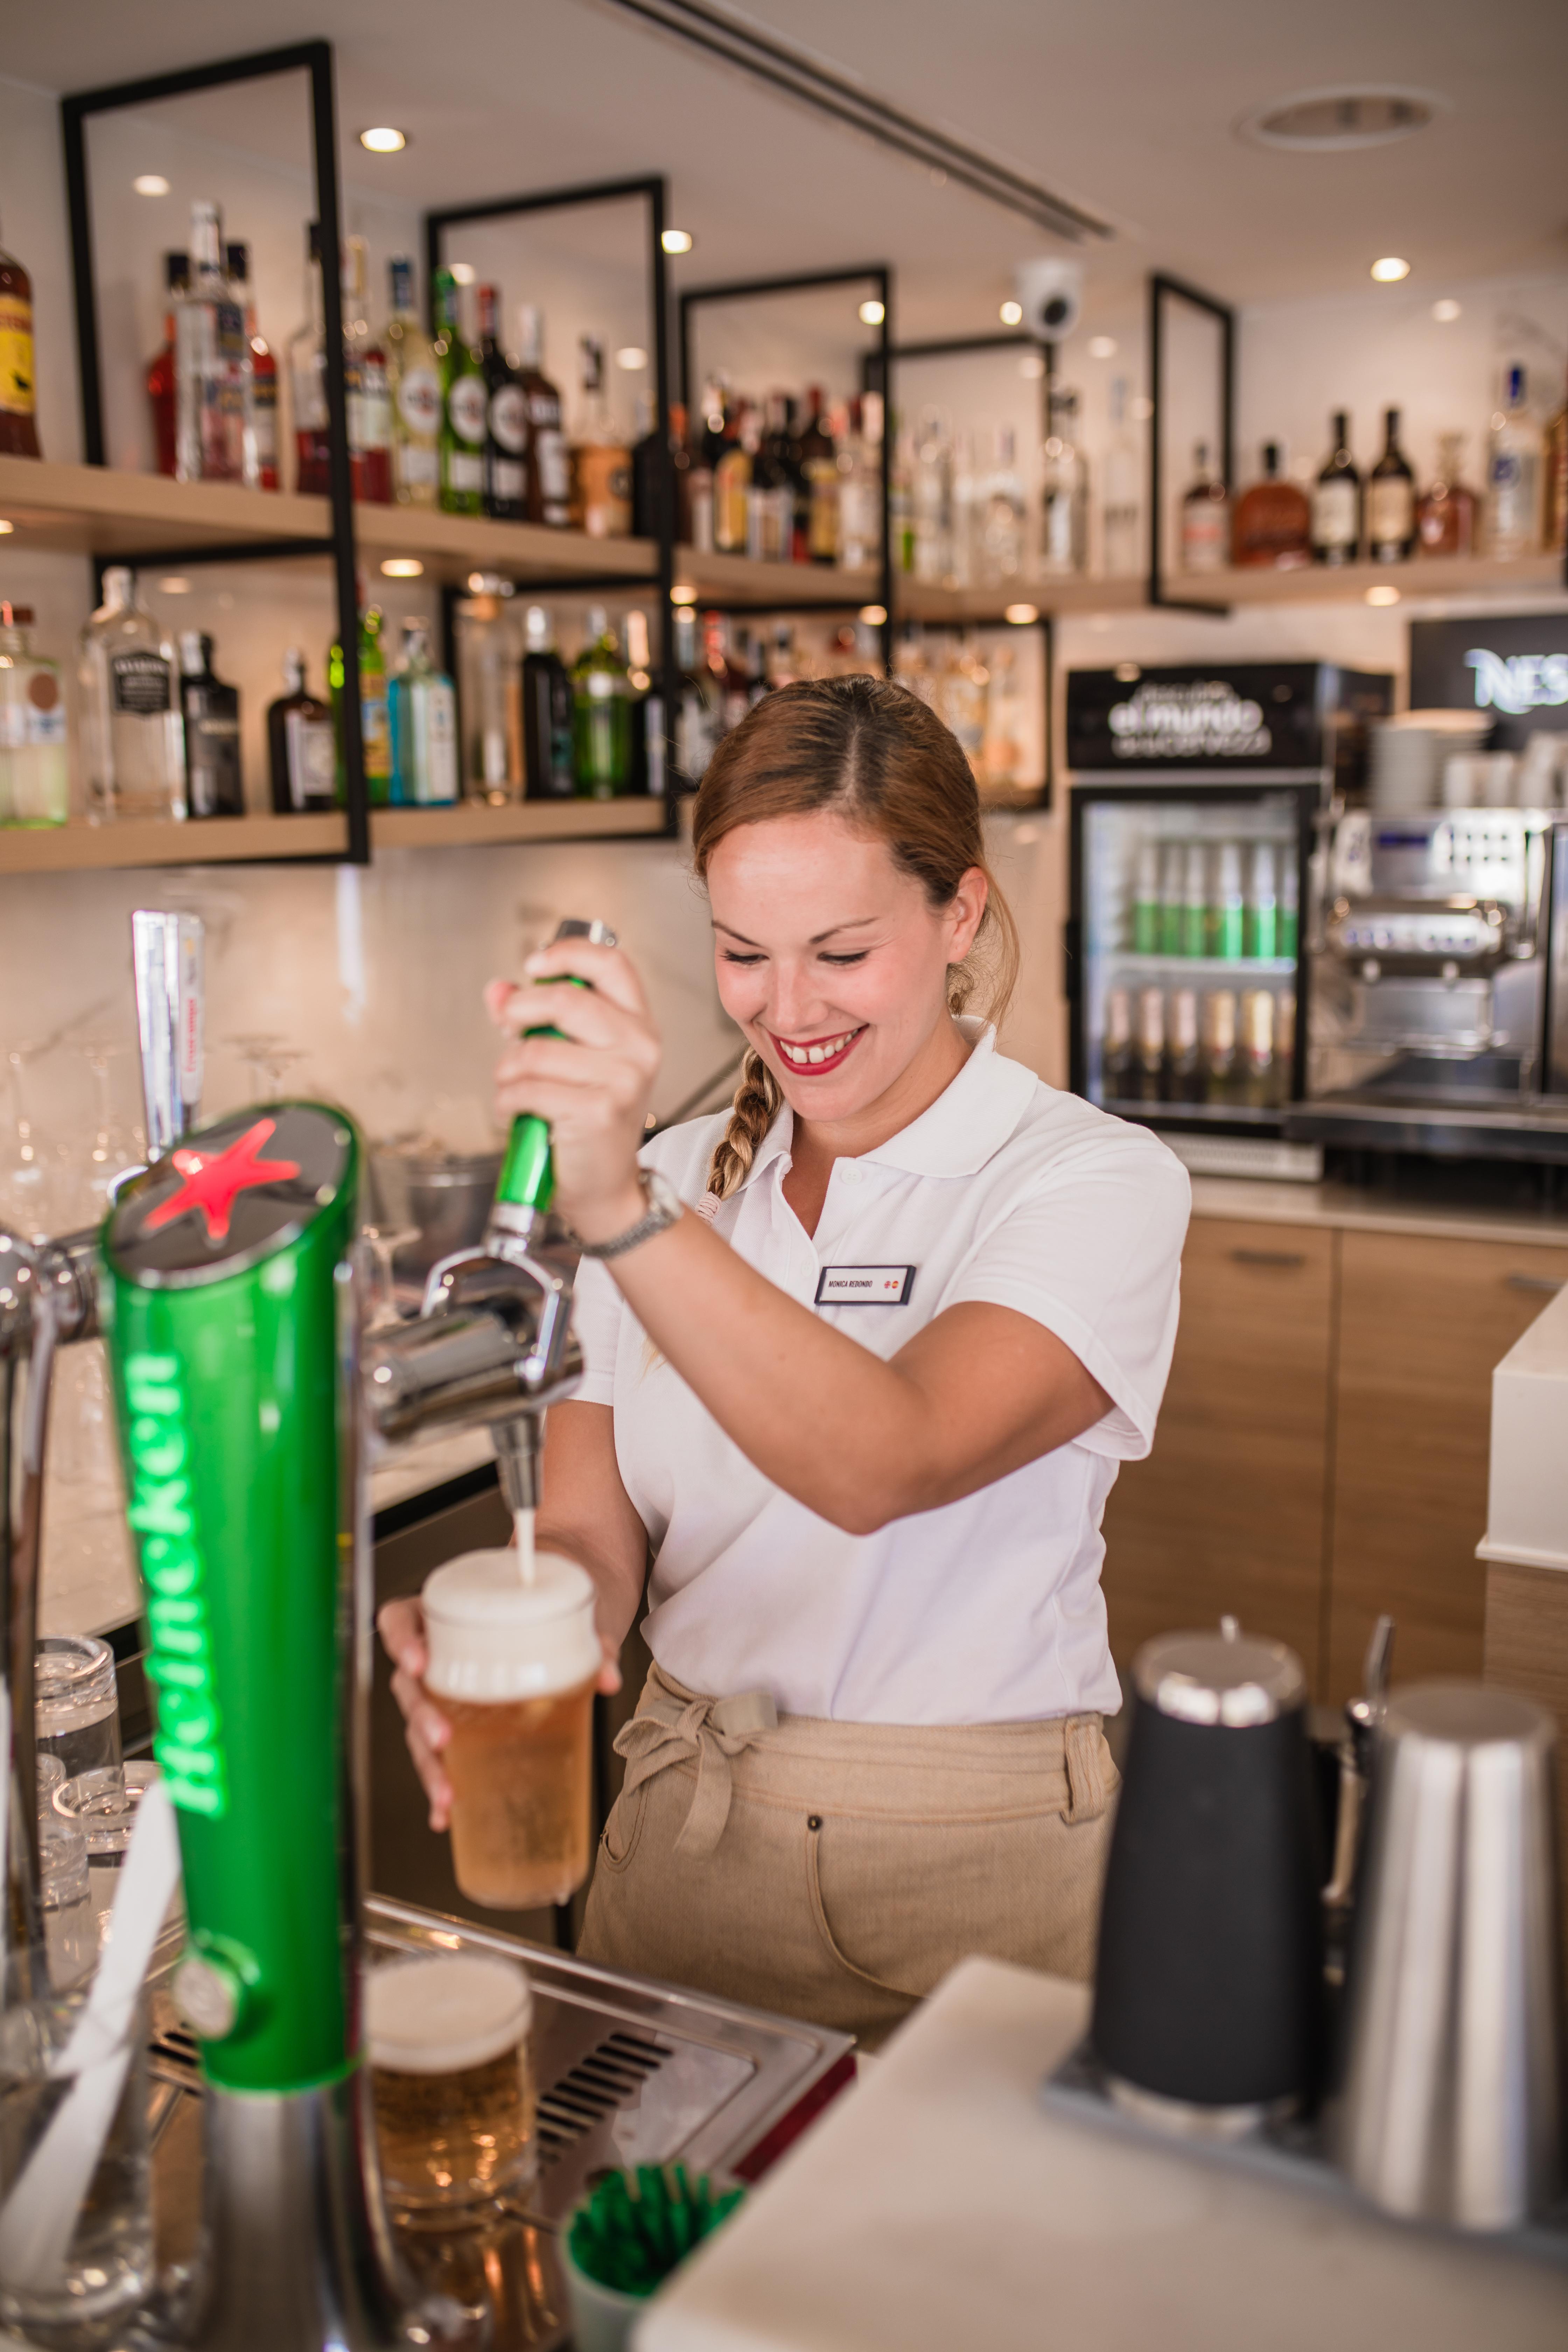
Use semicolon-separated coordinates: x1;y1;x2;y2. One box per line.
1065;663;1392;1169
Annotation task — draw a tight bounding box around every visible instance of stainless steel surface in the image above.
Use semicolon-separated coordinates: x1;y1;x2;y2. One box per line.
131;909;204;1161
1335;1680;1564;2231
1325;895;1511;979
363;1292;583;1448
367;1149;502;1287
1133;1623;1308;1726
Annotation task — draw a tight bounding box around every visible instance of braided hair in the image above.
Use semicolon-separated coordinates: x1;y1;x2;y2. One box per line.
693;675;1020;1203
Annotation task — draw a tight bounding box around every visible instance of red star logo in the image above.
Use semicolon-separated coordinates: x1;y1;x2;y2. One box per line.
144;1118;302;1245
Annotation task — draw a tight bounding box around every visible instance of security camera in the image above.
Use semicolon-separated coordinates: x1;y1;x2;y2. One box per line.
1013;257;1084;344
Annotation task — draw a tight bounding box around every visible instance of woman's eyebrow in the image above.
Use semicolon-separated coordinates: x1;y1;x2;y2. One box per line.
711;916;879;947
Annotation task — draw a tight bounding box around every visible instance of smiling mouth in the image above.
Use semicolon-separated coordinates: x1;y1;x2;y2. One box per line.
768;1026;866;1074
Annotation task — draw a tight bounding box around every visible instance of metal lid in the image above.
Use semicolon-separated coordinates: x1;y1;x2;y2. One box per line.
1382;1679;1554;1753
1133;1618;1307;1727
106;1102;352;1288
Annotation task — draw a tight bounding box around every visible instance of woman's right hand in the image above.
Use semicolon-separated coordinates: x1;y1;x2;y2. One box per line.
377;1597;454;1832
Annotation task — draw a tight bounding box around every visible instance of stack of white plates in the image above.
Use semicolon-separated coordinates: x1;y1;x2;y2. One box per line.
1369;710;1492;811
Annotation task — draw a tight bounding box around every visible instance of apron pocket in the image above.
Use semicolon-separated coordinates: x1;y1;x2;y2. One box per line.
598;1775;652;1872
804;1815;927;2003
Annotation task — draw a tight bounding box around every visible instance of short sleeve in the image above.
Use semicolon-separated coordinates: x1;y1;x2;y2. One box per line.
944;1134;1190;1460
569;1251;624;1408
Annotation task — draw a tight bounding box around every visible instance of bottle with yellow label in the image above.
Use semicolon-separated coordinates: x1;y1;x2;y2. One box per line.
0;216;41;457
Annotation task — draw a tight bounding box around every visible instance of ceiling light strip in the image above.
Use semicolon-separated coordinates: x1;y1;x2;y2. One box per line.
600;0;1111;244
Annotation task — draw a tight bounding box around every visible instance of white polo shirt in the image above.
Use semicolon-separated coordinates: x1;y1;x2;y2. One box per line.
571;1023;1190;1725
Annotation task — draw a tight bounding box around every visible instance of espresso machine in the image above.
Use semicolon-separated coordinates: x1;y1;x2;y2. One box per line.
0;909;587;2349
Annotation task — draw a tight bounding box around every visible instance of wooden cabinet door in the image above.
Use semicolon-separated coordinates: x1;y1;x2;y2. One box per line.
1101;1219;1335;1692
1328;1231;1568;1702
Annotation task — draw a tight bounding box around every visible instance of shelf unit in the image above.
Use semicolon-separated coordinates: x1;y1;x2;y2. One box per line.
370;798;666;849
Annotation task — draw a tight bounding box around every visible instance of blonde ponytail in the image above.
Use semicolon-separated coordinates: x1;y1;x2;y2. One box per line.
706;1048;783;1202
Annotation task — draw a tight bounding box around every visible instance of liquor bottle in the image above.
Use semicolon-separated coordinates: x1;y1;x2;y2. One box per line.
1166;987;1200;1101
570;606;631;798
226;241;278;491
1365;408;1416;562
981;639;1026;790
748;393;792;562
631;394;682;542
1212;842;1245;958
178;632;244;818
1131;841;1160;953
979;426;1027;585
385;259;440;508
1101;377;1141;577
175;200;249;484
1278;993;1297;1096
147;252;190;478
520;606;575;799
0;603;67;826
289;223;331;497
713;402;753;554
1488;366;1543;558
76;569;185;821
890;421;916;574
671;604;719;784
1545;371;1568;558
1041;388;1089;576
0;211;41;457
458;580;518;803
1244;842;1278;960
1239;990;1277;1110
517;305;570;528
1202;989;1237;1105
1134;986;1165;1105
342;237;391;504
1310;412;1360;566
622;609;661;797
776;393;808;563
799;387;839;564
933;636;988;776
329;602;392;806
1231;443;1310;567
1102;985;1134;1101
1158;841;1184;955
1416;433;1478;557
570;337;632;538
912;412;953;582
435;271;486;517
388;620;458;805
267;649;336;813
476;284;527;521
838;392;883;571
1181;441;1228;572
1181;843;1208;957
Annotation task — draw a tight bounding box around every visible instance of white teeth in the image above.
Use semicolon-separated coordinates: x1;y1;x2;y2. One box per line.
778;1030;854;1067
807;1045;826;1064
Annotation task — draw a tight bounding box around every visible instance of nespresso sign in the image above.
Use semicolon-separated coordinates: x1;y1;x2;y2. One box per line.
1411;614;1568;748
1464;647;1568;714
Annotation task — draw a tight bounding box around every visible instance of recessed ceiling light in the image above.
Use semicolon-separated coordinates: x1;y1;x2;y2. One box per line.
661;229;693;255
1432;298;1462;323
858;604;887;626
449;262;475;287
999;300;1023;327
1371;257;1411;282
670;583;698;606
616;346;648;371
1087;336;1118;360
381;558;424;579
133;174;170;197
158;576;191;594
1237;86;1451;151
1365;584;1401;606
859;300;886;327
359;127;407;153
1005;603;1040;625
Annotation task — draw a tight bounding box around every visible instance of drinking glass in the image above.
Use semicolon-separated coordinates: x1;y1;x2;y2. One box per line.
54;1765;166;1953
35;1638;122;1788
78;1039;136;1221
0;1044;60;1240
367;1952;537;2215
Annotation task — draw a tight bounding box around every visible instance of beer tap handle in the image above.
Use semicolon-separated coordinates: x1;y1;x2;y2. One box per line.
487;918;616;1260
131;909;204;1161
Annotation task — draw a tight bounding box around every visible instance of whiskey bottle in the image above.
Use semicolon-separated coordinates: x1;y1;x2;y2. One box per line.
1311;412;1360;565
1180;442;1228;572
672;604;720;785
520;606;575;800
226;242;277;491
147;253;189;478
386;257;440;509
0;210;41;458
267;648;336;812
1365;408;1416;562
1231;443;1310;567
570;337;632;538
76;569;185;820
477;284;527;521
1488;366;1543;558
178;632;244;818
1416;433;1478;557
517;305;570;528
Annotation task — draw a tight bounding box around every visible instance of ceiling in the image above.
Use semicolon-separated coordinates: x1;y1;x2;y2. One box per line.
8;0;1567;337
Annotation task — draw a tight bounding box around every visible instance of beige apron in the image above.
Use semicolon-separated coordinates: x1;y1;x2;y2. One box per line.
579;1662;1119;2049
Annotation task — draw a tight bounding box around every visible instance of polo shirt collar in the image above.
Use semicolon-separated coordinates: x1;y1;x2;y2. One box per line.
735;1020;1034;1191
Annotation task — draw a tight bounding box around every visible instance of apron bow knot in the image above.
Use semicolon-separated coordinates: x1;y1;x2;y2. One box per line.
612;1685;778;1857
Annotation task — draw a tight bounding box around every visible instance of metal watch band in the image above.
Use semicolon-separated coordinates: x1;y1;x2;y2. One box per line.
574;1169;682;1260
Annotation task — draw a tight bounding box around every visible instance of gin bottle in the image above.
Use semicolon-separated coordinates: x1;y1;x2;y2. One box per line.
77;569;186;820
388;620;458;805
0;603;67;826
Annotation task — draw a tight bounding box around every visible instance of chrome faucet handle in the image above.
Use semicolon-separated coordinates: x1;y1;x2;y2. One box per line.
131;909;204;1160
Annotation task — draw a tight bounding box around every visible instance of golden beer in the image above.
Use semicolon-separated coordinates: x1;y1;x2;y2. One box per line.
367;1953;536;2214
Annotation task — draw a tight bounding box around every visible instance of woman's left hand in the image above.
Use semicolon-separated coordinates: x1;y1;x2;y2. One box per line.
485;935;662;1243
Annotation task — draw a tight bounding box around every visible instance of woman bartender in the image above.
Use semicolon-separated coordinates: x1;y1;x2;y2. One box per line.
383;675;1189;2047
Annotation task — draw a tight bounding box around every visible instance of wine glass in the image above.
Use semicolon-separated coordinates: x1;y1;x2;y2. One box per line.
78;1038;137;1220
223;1033;308;1109
0;1044;61;1241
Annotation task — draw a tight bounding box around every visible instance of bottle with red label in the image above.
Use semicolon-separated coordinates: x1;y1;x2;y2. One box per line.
288;223;331;496
147;252;190;478
342;236;391;504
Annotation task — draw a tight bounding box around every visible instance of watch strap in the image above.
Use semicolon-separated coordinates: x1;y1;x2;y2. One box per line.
574;1169;682;1260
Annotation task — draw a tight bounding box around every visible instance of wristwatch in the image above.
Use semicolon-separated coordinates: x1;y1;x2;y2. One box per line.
574;1168;683;1260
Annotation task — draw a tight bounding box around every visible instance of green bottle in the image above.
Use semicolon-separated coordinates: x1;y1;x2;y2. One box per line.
1131;841;1160;954
570;604;631;799
1181;843;1208;959
1213;841;1245;960
436;268;486;517
1244;841;1278;961
329;603;392;806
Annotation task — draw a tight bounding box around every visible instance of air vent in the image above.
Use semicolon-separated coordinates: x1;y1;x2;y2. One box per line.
535;2030;668;2168
1237;86;1451;152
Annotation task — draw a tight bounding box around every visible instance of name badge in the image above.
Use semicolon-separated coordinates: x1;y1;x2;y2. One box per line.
815;1265;916;1307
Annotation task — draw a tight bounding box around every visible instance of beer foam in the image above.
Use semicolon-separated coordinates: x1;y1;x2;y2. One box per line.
423;1548;600;1701
367;1953;532;2075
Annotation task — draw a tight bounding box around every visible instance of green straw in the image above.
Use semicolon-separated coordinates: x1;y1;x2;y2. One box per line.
566;2165;746;2298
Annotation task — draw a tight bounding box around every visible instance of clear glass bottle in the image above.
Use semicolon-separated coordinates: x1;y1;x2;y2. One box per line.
517;305;570;528
672;604;719;785
0;604;67;827
932;635;988;773
979;426;1027;585
226;241;277;491
1040;387;1090;576
76;569;185;821
179;631;244;818
289;223;330;496
837;392;883;573
386;257;440;509
912;412;953;583
1416;433;1478;557
1488;365;1543;559
457;581;519;803
388;620;458;806
1311;411;1360;566
570;605;631;798
520;604;574;800
343;236;391;504
1181;441;1229;572
267;649;336;813
435;270;486;517
1365;408;1416;562
1101;377;1141;576
175;199;249;484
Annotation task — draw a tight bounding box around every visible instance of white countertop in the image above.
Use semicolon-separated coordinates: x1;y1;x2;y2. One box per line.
637;1958;1568;2352
1189;1174;1568;1250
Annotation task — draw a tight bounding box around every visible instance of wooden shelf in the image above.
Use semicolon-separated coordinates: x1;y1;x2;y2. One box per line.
1156;553;1568;607
900;576;1147;624
0;812;347;874
355;504;655;590
371;798;667;848
673;547;881;609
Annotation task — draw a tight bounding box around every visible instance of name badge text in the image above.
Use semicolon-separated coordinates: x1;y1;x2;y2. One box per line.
815;1265;916;1307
